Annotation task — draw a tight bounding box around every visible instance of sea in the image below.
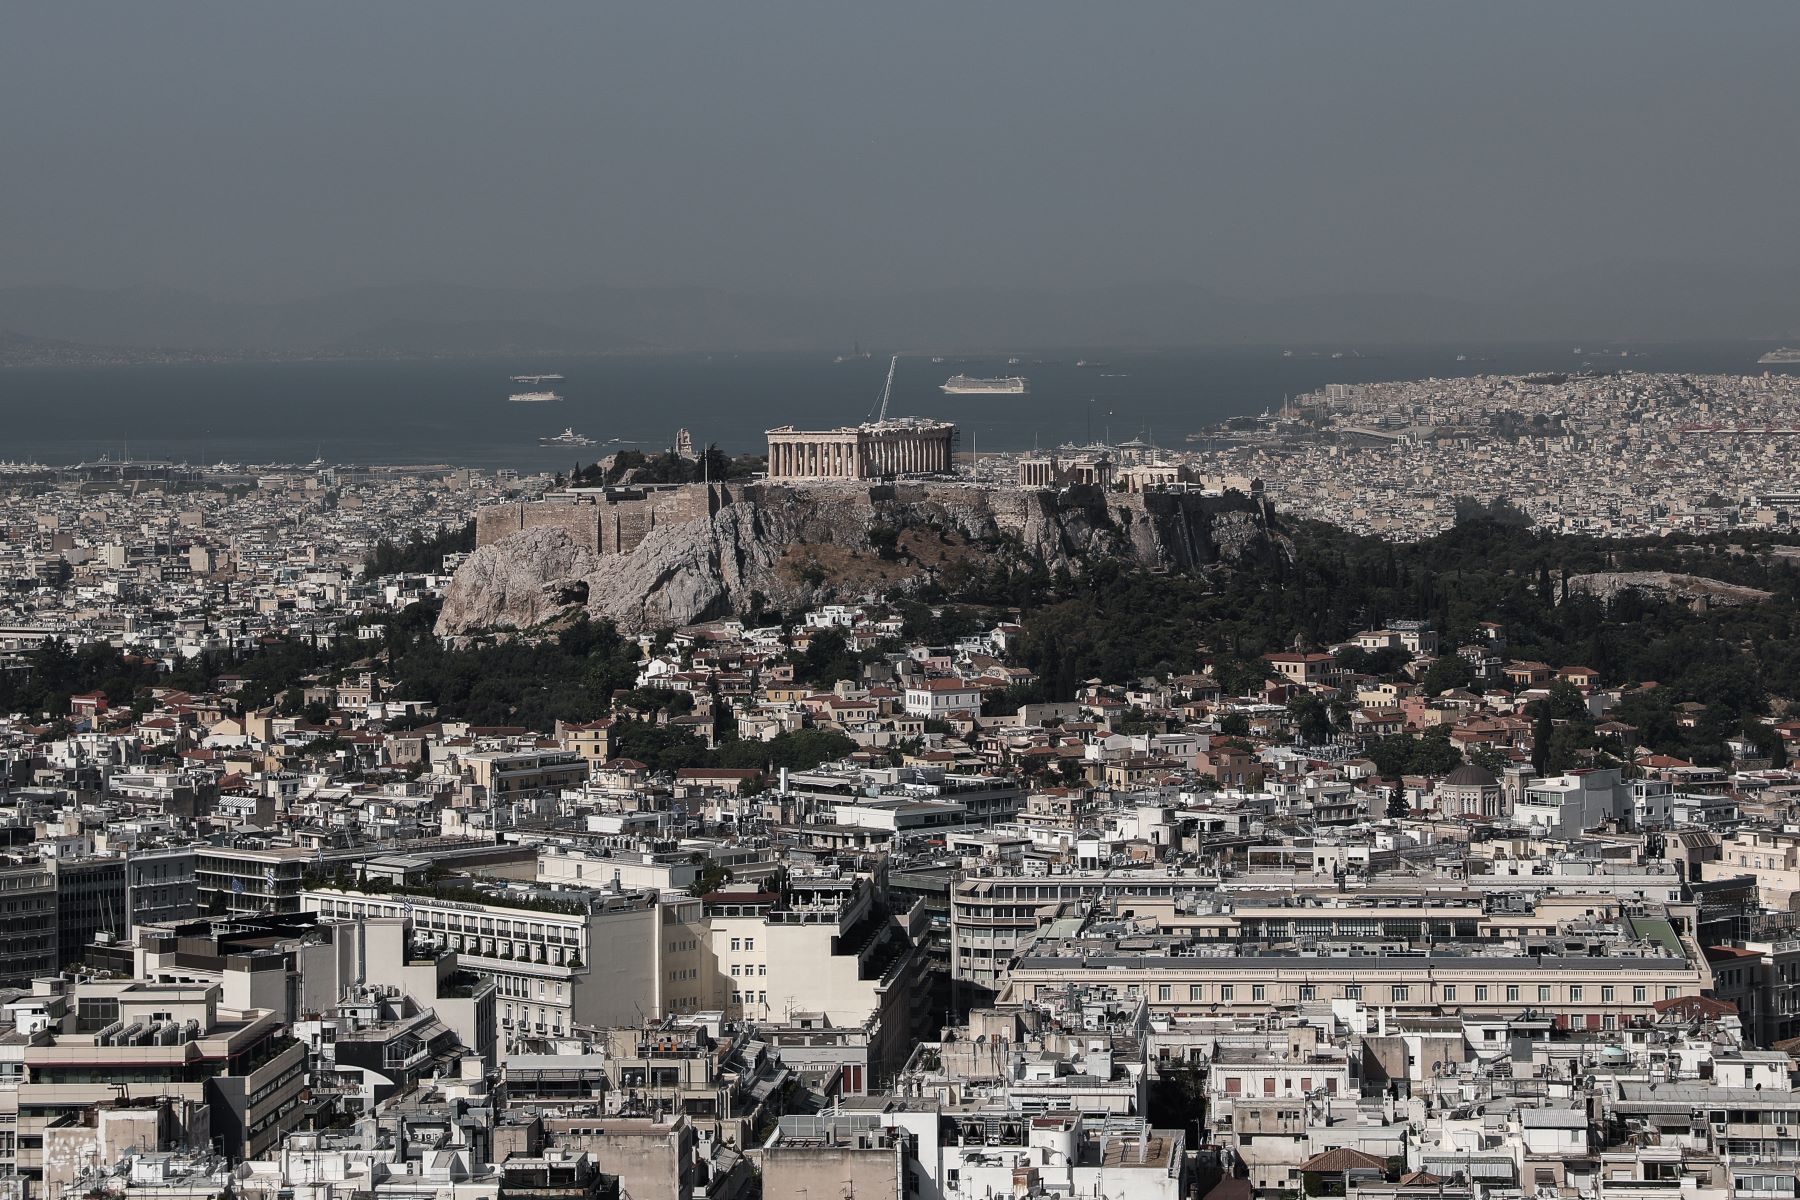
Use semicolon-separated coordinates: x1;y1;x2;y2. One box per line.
1;341;1794;470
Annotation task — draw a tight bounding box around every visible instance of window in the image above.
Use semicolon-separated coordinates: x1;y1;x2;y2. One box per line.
1300;986;1316;1002
1391;985;1409;1003
1252;984;1266;1002
745;938;755;951
1569;986;1582;1002
1443;986;1457;1003
1538;985;1552;1002
731;966;741;977
730;938;741;951
1602;985;1615;1003
1665;987;1678;1000
1506;985;1520;1003
1157;985;1171;1002
1475;985;1488;1001
758;965;767;976
1344;986;1361;1000
75;997;120;1033
1633;986;1647;1003
1190;985;1203;1001
1220;985;1235;1002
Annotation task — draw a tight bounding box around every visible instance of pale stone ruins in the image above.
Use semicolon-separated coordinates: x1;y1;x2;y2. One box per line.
765;418;956;480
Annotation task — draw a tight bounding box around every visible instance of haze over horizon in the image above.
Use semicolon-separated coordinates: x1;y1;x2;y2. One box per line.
5;2;1800;350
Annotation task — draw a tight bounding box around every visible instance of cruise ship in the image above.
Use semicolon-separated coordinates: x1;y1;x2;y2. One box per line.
508;390;563;403
941;374;1029;395
1758;348;1800;364
540;428;595;446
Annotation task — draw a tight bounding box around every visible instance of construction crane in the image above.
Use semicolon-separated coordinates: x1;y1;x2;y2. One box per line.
870;354;900;424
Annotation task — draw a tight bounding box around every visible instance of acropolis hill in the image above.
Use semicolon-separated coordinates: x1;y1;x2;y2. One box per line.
440;479;1279;635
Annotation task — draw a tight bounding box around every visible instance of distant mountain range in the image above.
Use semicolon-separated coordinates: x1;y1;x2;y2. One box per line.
0;264;1796;362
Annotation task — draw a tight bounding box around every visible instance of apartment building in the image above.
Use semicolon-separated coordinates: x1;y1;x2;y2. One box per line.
0;862;59;987
3;978;306;1174
1719;827;1800;909
462;750;590;799
194;846;313;916
303;883;677;1047
703;876;932;1087
50;855;127;965
999;930;1709;1028
123;845;200;929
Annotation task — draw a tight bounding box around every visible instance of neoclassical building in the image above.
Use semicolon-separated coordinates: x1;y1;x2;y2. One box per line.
767;418;956;480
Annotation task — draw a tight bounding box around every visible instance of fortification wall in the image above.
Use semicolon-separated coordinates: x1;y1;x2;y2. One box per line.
477;485;724;556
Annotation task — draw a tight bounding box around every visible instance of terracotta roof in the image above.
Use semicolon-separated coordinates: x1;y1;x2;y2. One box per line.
1299;1147;1387;1173
1652;994;1737;1019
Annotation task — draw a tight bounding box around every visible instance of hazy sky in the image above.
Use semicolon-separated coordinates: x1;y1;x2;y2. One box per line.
5;1;1798;302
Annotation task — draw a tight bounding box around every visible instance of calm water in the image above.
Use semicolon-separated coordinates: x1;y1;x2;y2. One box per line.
0;342;1790;469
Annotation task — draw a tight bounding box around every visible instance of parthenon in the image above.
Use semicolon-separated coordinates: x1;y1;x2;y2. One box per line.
766;418;956;480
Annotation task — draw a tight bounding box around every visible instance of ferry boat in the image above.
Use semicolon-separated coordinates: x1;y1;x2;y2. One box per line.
509;390;563;403
941;374;1029;395
540;428;595;446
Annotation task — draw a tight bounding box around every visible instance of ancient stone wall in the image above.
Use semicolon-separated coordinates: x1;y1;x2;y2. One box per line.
476;485;724;557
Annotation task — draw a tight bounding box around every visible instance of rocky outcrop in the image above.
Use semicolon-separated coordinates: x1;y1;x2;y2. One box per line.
438;482;1282;636
435;525;603;634
1565;570;1773;609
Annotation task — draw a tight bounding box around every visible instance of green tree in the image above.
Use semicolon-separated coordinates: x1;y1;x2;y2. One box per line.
794;630;860;688
1420;653;1472;696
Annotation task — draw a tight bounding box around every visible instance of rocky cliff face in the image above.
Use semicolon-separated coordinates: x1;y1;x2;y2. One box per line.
437;482;1282;636
1565;570;1773;609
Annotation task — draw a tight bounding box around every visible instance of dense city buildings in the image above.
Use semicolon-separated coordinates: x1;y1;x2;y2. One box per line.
3;392;1800;1200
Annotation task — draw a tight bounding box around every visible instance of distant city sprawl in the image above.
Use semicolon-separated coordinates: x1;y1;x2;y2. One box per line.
1189;371;1800;540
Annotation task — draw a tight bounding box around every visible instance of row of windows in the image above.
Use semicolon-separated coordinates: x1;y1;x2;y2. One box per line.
490;975;564;1001
1117;981;1673;1005
502;1005;564;1036
314;898;580;944
728;937;757;951
730;964;768;978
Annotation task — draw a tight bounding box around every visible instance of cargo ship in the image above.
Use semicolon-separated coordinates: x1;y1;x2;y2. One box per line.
941;374;1028;395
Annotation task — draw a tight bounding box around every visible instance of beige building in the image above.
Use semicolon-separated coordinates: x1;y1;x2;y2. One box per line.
704;877;931;1087
460;749;590;798
2;979;307;1178
303;885;691;1049
1720;828;1800;909
999;937;1709;1029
